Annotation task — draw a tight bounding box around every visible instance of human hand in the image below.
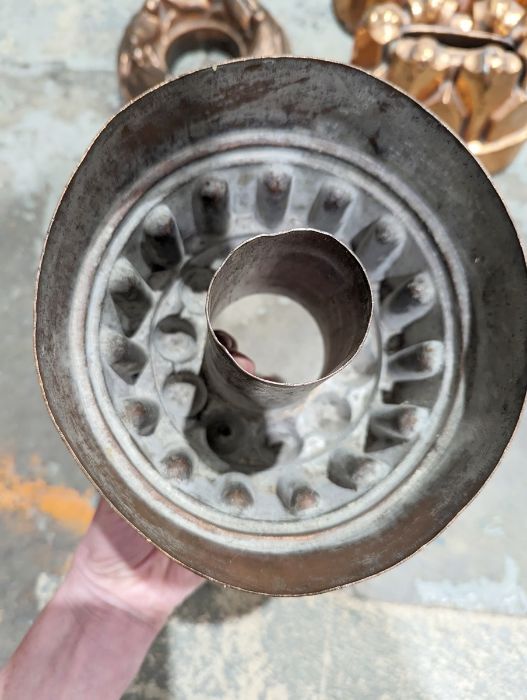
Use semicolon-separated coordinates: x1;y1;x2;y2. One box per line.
65;498;204;629
0;499;204;700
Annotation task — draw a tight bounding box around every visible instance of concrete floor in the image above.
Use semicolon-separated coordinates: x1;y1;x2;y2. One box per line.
1;0;527;697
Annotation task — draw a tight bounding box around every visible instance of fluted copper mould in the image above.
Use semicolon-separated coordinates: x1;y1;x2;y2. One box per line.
35;58;527;594
118;0;289;100
335;0;527;173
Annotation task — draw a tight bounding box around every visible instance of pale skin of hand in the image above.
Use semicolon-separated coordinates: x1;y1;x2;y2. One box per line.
0;332;254;699
0;499;203;700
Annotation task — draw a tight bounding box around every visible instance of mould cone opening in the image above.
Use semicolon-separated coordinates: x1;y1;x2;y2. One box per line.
203;229;373;409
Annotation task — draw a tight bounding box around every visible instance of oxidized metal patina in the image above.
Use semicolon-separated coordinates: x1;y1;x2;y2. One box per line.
35;58;527;594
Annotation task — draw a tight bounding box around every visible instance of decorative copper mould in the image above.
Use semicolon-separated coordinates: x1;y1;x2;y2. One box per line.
118;0;289;101
335;0;527;172
36;58;527;594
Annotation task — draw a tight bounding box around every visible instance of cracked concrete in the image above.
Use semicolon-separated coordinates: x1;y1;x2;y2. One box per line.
1;0;527;697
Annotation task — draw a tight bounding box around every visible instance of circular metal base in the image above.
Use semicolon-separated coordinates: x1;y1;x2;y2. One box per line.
35;58;527;595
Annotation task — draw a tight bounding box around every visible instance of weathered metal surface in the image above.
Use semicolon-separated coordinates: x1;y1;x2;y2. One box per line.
204;230;372;409
118;0;289;100
34;57;527;595
336;0;527;173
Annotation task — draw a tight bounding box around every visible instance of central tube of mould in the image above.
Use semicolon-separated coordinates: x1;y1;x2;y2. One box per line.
204;228;373;410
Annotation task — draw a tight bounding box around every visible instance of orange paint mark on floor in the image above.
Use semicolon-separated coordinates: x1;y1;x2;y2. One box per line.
0;453;94;534
29;452;43;470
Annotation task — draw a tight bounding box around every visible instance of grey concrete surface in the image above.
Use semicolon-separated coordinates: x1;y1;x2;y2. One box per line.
1;0;526;697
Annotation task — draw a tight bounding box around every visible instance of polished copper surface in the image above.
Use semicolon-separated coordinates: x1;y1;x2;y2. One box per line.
118;0;289;100
336;0;527;172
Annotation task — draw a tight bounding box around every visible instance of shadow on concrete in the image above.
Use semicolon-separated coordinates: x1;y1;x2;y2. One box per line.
174;581;269;623
123;583;269;699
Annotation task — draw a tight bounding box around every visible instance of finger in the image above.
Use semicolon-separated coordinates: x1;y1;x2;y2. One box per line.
231;351;256;374
214;329;238;352
261;374;284;382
